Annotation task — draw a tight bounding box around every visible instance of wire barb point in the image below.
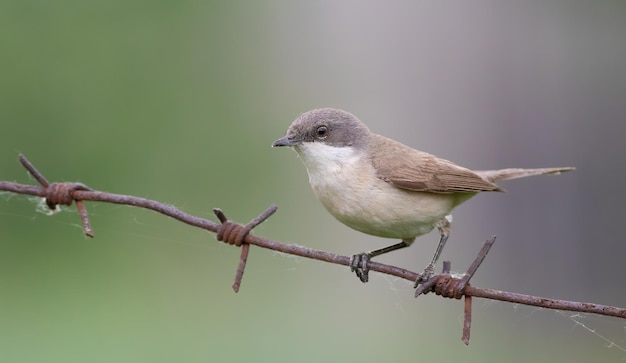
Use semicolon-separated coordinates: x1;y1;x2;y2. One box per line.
213;204;278;292
414;236;497;345
18;154;95;237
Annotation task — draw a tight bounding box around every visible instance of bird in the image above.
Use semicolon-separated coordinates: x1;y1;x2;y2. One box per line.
272;108;574;284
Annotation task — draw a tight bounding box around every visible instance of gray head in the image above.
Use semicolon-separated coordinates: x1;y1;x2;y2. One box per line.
272;108;371;149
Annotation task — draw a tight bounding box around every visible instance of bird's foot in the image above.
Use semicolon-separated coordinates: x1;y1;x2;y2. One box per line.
413;263;435;288
350;252;371;283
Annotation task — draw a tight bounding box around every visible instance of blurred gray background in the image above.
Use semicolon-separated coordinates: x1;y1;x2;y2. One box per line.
1;1;625;362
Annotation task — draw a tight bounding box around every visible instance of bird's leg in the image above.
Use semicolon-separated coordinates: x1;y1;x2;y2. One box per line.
350;239;413;283
415;215;452;287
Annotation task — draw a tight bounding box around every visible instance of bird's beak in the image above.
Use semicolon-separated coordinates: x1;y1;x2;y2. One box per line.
272;135;302;147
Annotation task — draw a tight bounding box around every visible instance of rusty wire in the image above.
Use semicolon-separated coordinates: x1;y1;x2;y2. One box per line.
1;154;625;345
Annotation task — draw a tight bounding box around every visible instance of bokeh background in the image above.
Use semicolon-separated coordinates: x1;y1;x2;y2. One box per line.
1;1;625;362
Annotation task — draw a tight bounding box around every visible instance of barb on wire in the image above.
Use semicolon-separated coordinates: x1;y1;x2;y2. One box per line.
1;154;625;345
19;154;94;237
414;237;496;344
213;205;278;292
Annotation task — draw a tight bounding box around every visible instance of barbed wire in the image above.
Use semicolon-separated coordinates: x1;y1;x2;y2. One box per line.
1;154;624;344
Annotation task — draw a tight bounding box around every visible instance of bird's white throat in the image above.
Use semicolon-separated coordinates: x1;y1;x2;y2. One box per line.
294;142;363;178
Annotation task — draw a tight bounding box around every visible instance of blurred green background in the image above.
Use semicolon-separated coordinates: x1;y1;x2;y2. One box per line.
1;1;625;362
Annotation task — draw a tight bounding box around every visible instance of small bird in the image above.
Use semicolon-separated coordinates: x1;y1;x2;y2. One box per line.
272;108;574;284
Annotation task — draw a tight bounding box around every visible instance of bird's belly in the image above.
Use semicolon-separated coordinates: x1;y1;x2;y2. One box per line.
311;175;460;239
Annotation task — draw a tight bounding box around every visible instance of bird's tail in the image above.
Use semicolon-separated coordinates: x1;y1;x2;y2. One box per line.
476;167;575;183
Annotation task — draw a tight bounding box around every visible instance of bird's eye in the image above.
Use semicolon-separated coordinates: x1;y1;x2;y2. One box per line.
316;125;328;139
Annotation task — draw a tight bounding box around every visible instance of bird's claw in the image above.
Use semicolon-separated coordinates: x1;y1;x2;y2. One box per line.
413;263;435;288
350;253;371;283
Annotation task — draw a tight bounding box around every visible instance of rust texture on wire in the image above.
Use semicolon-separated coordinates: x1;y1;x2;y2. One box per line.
213;205;278;292
1;154;625;344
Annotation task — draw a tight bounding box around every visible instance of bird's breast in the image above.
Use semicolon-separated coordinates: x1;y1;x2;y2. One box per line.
295;143;460;239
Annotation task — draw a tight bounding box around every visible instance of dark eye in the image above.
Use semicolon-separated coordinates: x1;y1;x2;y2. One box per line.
316;125;328;139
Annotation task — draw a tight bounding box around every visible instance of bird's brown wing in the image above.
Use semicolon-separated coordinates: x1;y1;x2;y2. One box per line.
369;135;502;194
